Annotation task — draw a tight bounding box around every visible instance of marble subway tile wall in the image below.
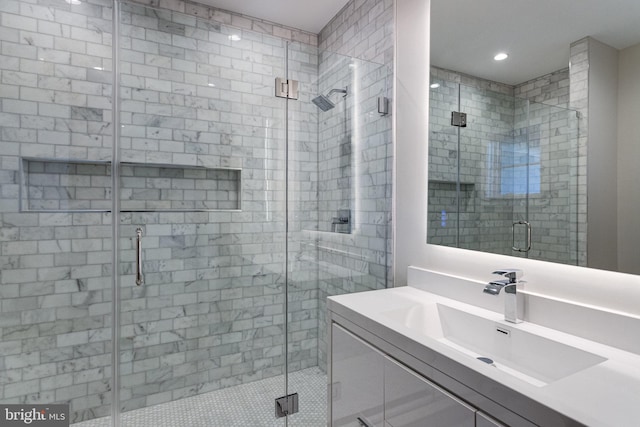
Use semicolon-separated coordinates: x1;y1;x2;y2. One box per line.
2;0;394;420
0;0;114;422
315;0;394;372
116;1;319;415
1;0;322;423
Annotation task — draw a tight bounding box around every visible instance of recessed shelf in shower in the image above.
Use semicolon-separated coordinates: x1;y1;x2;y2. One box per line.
19;158;242;213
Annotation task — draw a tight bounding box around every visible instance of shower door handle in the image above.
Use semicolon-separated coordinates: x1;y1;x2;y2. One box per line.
512;220;531;253
135;227;144;286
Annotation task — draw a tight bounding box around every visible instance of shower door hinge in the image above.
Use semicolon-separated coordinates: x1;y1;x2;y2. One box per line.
275;77;299;100
451;111;467;127
275;393;299;418
377;96;389;116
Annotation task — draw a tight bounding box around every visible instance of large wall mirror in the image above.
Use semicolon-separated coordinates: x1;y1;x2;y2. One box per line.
426;0;640;275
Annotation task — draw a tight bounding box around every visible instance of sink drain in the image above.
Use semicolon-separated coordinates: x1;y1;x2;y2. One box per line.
477;357;494;364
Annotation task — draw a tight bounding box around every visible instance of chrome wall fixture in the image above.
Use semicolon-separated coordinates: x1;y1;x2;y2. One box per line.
135;227;144;286
377;96;389;116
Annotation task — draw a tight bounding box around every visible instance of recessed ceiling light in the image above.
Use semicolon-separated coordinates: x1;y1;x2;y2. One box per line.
65;0;82;4
494;52;509;61
228;35;241;41
430;83;440;89
208;83;216;87
93;66;103;71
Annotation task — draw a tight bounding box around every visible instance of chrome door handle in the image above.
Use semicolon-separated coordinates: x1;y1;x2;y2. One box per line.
512;220;531;253
135;227;144;286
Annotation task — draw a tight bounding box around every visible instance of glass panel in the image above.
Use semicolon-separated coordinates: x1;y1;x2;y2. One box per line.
458;84;517;255
521;100;579;265
286;46;392;426
0;0;114;424
427;76;461;247
117;4;285;426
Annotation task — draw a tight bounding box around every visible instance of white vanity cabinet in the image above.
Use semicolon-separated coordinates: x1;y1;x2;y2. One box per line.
384;357;475;427
331;324;384;427
330;321;517;427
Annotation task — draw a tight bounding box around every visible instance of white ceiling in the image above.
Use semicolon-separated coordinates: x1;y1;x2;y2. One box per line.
194;0;350;34
194;0;640;86
431;0;640;85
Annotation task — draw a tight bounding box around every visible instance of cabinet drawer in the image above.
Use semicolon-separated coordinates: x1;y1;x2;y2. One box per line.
477;412;507;427
384;357;475;427
332;324;385;427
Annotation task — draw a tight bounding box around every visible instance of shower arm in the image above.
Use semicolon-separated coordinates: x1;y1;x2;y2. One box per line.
326;88;347;97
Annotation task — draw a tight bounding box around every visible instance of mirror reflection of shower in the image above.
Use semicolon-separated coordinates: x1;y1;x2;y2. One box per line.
312;87;348;111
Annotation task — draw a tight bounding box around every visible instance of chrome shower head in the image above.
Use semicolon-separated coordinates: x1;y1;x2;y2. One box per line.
312;88;347;111
312;95;335;111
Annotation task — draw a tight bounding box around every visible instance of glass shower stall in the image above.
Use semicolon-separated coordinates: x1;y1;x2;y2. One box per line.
0;1;392;425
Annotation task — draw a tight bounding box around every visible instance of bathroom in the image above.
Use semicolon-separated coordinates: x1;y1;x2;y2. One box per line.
0;0;638;426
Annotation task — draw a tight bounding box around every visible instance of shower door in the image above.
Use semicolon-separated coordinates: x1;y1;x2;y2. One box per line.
458;84;520;256
512;99;580;264
116;3;287;425
285;47;393;426
0;0;115;423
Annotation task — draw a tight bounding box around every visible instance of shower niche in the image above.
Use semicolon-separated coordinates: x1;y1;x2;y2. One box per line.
20;158;241;213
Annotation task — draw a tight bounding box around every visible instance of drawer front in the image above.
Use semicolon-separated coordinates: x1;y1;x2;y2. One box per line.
384;357;475;427
332;324;385;427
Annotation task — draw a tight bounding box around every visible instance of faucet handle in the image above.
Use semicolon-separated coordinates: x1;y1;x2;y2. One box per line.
492;269;523;283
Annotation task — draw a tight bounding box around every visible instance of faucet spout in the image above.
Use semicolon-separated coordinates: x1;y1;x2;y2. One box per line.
483;279;509;295
484;270;524;324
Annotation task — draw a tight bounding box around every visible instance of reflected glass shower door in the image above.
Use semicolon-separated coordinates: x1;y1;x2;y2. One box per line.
518;100;580;264
458;84;520;257
116;4;286;426
427;76;462;247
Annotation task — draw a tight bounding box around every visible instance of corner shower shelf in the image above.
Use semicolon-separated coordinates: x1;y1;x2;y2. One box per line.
20;158;242;213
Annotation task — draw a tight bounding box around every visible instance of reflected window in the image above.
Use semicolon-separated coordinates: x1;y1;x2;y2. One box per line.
487;142;540;196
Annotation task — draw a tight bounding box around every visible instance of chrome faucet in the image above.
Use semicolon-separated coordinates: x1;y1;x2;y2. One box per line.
483;269;524;324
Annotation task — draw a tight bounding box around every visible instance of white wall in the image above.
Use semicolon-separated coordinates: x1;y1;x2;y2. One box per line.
394;0;640;316
587;39;619;271
393;0;430;287
617;42;640;275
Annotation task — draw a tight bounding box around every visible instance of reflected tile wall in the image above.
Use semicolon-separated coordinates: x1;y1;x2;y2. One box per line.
428;65;582;266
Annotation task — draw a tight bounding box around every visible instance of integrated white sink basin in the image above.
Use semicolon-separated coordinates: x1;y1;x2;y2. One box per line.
382;303;607;386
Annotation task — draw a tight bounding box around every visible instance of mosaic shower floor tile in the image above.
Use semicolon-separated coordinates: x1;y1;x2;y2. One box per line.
75;367;326;427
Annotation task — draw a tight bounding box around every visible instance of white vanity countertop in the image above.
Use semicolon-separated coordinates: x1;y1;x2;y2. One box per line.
328;286;640;427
